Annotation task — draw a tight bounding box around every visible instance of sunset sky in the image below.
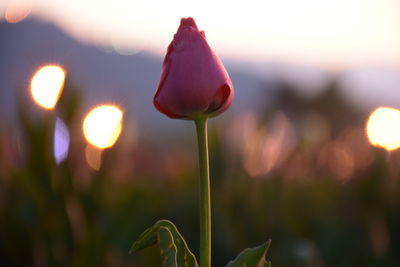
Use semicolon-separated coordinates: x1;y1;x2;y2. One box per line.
2;0;400;68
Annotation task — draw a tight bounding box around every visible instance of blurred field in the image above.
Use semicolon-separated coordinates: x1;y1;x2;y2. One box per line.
0;73;399;267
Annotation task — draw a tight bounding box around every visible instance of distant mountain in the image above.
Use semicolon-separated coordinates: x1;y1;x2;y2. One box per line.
4;18;397;136
0;18;277;133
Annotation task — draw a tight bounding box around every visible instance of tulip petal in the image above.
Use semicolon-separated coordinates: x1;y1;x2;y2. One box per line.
207;83;232;115
154;96;185;119
153;17;234;120
180;17;198;30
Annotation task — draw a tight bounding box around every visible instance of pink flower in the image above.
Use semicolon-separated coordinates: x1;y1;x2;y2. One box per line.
154;17;234;120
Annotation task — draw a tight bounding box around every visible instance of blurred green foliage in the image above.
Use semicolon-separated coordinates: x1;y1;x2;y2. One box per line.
0;77;399;267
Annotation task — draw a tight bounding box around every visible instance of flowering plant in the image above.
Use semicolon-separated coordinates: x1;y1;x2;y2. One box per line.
130;18;271;267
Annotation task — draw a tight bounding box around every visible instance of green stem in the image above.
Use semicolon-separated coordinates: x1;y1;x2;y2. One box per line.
195;118;211;267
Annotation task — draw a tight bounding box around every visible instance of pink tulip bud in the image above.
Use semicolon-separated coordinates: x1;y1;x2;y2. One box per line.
154;17;234;120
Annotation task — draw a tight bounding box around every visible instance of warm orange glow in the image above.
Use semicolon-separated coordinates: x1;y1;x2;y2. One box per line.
85;145;102;171
366;107;400;151
318;141;354;182
83;105;123;149
5;0;32;23
30;65;66;110
228;112;295;177
12;0;400;67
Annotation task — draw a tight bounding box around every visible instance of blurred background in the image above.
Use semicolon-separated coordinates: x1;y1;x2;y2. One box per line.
1;0;400;266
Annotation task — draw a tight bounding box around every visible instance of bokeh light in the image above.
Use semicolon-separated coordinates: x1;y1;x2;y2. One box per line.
4;0;32;23
318;141;354;182
83;105;123;149
366;107;400;151
227;112;296;177
30;65;66;110
85;144;102;171
53;117;69;164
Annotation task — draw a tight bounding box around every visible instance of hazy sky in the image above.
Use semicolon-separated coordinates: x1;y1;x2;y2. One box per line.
2;0;400;68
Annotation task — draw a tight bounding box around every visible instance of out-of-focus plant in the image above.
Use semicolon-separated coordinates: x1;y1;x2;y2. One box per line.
2;24;400;267
129;17;271;267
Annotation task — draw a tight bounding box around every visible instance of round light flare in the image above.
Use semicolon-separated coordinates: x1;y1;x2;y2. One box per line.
83;105;123;149
366;107;400;151
31;65;66;110
5;0;33;23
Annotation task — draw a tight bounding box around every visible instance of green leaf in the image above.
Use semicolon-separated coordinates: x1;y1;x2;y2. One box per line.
157;227;178;267
130;220;198;267
226;240;272;267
